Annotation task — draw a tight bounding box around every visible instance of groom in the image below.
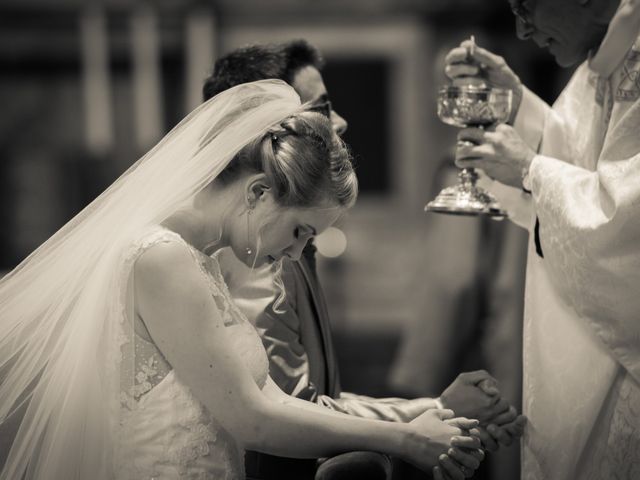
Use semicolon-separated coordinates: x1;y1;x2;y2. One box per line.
204;40;525;479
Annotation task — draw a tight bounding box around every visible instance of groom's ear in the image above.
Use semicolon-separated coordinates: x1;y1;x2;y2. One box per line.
245;173;272;207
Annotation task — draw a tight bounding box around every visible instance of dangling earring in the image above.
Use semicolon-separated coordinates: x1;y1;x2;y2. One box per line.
245;204;254;256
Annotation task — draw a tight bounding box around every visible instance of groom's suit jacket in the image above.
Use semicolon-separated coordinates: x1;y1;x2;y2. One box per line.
275;247;341;400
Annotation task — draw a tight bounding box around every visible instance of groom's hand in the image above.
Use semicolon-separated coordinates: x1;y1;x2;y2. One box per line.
487;415;527;446
439;370;508;423
469;414;527;452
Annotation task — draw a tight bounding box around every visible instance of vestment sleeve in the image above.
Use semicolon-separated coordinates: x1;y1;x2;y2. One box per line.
528;88;640;382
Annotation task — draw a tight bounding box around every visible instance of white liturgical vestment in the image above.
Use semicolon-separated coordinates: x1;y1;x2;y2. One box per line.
485;12;640;480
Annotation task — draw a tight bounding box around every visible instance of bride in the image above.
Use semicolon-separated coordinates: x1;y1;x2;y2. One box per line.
0;80;482;480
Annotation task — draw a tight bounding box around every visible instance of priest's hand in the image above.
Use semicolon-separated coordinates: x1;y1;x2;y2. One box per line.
455;124;536;189
439;370;509;424
444;40;524;123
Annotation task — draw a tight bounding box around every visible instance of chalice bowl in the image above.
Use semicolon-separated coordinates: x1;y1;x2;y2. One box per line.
425;85;513;219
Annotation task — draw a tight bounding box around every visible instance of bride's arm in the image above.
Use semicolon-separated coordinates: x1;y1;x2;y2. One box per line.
261;376;483;470
134;241;479;473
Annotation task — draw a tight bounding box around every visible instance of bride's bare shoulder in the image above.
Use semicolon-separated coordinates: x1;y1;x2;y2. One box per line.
134;240;203;299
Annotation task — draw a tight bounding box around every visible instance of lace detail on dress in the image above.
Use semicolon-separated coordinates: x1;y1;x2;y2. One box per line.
135;355;161;397
161;374;219;476
117;369;230;480
119;334;172;410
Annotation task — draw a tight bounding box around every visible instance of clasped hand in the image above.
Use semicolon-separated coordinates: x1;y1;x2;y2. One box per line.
407;408;483;479
440;370;527;452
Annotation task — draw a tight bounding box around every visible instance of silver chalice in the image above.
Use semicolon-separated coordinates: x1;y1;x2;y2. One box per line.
425;84;513;219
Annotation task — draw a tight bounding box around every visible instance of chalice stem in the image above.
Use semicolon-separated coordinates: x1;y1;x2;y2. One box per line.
458;122;486;189
459;167;479;189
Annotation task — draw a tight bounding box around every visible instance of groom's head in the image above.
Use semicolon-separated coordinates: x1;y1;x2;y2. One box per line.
202;39;347;135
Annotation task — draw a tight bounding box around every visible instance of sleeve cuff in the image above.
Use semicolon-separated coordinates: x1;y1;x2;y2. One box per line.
527;154;549;197
477;173;535;230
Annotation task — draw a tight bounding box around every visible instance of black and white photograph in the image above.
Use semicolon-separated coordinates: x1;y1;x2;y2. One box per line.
1;0;639;479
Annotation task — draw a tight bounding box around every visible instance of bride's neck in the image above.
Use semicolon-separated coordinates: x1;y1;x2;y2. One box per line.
163;184;234;253
161;213;219;252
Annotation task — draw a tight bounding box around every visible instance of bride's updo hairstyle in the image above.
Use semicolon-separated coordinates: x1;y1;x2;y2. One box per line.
218;110;357;209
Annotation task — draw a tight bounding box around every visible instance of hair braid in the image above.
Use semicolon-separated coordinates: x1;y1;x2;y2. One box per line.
218;111;356;209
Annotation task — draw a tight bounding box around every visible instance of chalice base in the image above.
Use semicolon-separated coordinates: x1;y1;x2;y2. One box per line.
425;169;507;220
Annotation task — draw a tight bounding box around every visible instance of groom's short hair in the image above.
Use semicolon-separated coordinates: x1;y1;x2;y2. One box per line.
202;39;324;101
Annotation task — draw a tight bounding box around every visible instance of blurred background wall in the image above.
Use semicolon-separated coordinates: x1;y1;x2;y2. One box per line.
0;1;573;478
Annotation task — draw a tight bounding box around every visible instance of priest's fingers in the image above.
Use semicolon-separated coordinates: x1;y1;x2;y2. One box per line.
444;45;476;68
445;63;481;80
471;46;511;72
455;144;495;167
457;41;513;75
445;41;521;94
457;128;486;145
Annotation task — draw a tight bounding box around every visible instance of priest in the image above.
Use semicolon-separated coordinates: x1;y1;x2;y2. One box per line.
445;0;640;478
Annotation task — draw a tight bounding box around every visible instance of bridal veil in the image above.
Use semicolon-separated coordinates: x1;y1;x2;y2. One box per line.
0;80;301;479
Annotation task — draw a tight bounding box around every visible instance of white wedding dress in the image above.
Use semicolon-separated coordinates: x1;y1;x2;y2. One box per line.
116;226;270;480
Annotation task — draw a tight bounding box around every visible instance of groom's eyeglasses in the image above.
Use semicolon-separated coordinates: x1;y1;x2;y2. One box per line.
510;0;536;31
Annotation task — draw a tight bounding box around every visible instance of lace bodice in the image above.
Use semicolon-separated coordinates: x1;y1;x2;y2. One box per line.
116;226;269;480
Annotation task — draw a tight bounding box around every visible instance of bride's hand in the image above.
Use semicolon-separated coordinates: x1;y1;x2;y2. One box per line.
443;416;485;479
405;409;483;477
